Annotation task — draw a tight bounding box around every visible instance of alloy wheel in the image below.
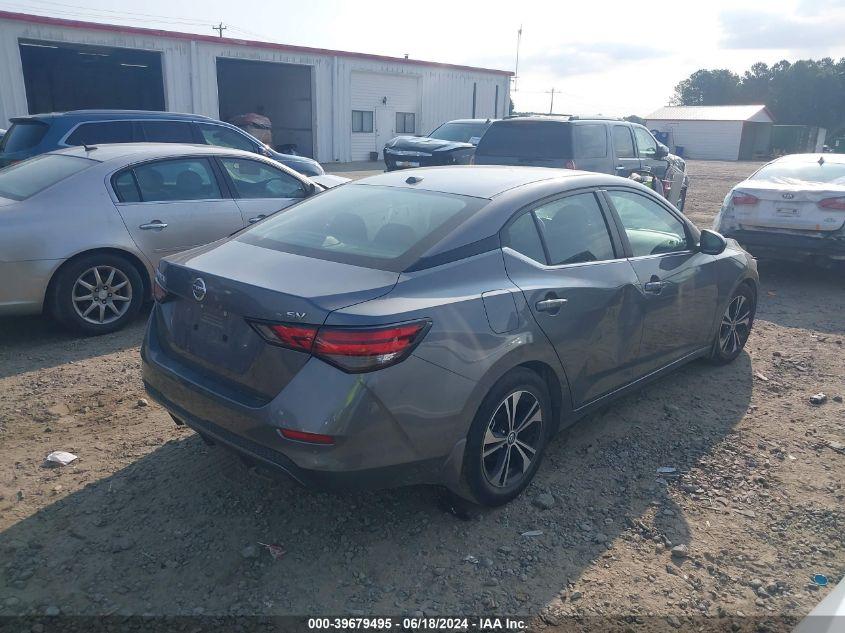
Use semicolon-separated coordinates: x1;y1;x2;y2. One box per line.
719;294;752;355
72;265;133;325
482;390;544;488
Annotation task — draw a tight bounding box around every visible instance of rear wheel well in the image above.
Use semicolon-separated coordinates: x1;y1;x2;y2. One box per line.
46;248;151;315
518;361;564;435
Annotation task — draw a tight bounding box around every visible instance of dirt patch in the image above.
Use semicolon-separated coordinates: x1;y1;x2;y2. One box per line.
0;161;842;630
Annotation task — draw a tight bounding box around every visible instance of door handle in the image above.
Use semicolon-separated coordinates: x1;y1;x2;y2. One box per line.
643;280;664;294
536;298;568;312
139;221;168;230
248;215;267;224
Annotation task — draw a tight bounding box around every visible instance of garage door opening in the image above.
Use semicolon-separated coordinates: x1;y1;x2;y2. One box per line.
216;58;314;158
19;39;165;114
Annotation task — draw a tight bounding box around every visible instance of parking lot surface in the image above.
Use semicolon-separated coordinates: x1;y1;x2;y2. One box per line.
0;160;842;629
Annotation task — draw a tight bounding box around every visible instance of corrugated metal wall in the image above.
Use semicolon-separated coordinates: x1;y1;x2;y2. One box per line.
646;120;744;160
0;16;511;163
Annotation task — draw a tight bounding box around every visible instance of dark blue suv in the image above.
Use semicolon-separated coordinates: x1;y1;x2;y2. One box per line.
0;110;324;176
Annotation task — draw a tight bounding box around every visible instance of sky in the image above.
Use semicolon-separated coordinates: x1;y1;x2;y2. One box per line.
5;0;845;117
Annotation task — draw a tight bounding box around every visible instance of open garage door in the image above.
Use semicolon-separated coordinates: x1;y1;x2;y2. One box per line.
216;58;314;158
19;39;165;114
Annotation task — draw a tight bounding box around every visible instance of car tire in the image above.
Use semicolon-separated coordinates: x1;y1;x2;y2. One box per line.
708;284;755;365
463;368;552;507
50;253;144;335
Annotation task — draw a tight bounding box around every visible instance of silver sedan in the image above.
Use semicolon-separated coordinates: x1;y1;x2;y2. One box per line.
0;143;345;334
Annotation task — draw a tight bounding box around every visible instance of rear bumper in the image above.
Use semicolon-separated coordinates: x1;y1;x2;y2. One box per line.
724;229;845;260
141;308;475;491
384;152;460;171
144;382;441;491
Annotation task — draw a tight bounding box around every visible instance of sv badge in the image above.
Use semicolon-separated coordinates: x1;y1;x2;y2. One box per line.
286;311;307;320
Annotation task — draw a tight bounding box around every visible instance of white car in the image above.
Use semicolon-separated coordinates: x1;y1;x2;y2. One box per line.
714;153;845;264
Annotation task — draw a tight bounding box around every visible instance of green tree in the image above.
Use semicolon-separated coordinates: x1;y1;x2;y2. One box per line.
672;69;741;105
673;58;845;132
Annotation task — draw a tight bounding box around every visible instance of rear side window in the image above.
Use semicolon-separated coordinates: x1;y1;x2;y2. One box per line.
140;121;195;143
130;158;221;202
534;193;616;265
0;154;93;200
112;170;141;202
220;158;307;199
196;123;256;152
475;121;573;159
66;121;135;146
612;126;635;158
504;212;546;263
574;124;607;158
239;184;483;271
0;121;49;153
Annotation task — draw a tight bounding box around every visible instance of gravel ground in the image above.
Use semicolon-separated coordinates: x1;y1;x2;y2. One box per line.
0;160;842;631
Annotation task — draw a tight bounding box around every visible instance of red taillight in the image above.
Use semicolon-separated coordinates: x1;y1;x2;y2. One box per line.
732;193;759;205
153;270;170;302
563;159;577;170
278;428;335;445
267;323;318;351
819;197;845;210
250;319;431;373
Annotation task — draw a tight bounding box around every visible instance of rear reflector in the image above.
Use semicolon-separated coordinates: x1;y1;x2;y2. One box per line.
278;428;335;445
250;319;431;373
819;197;845;210
732;193;759;205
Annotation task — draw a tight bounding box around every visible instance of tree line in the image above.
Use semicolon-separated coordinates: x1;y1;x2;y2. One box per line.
672;58;845;134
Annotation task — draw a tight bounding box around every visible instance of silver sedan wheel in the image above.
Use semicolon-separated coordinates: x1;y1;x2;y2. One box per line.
72;265;133;325
719;294;752;355
482;390;543;488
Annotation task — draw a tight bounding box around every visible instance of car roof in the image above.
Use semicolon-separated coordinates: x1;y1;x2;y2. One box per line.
351;165;617;199
497;115;622;124
772;153;845;164
442;118;495;124
47;142;260;164
13;110;217;123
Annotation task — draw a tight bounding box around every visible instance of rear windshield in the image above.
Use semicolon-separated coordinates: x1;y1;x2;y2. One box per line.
0;154;94;200
475;121;573;159
238;184;485;271
429;122;490;144
0;121;49;153
751;160;845;185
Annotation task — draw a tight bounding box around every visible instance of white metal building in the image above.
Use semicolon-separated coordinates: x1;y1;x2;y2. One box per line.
645;105;775;161
0;11;511;162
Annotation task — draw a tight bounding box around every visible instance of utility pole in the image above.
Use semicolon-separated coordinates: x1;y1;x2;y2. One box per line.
213;22;227;38
513;24;522;92
547;87;556;114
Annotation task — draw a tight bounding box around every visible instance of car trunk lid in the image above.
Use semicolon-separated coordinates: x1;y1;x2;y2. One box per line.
732;182;845;232
156;240;399;399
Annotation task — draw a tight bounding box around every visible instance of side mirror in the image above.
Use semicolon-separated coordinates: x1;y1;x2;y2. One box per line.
698;229;727;255
655;143;669;159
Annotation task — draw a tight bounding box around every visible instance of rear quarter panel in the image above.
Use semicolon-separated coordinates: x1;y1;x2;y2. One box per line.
324;249;571;444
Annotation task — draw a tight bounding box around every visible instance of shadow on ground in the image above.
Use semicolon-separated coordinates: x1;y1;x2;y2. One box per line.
754;260;845;335
0;308;149;379
0;350;752;616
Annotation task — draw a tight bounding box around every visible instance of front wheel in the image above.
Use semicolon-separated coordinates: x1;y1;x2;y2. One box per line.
50;253;144;335
709;284;755;364
463;368;551;506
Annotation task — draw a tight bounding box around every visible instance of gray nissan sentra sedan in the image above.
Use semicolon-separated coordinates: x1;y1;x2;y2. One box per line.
142;166;758;506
